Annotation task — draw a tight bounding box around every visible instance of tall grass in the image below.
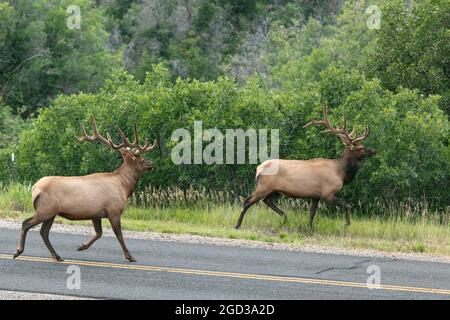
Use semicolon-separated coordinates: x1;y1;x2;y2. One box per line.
1;182;448;223
1;182;449;255
129;185;449;222
0;181;33;214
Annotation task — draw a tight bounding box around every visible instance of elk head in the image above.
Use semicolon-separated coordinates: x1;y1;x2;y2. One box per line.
76;118;158;173
303;106;376;161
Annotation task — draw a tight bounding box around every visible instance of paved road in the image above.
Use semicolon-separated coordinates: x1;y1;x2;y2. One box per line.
0;227;449;299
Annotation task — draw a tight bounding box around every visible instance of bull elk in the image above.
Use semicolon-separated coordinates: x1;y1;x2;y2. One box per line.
13;119;157;262
235;106;376;229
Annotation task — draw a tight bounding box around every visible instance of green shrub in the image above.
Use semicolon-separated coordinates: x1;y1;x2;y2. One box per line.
15;65;450;210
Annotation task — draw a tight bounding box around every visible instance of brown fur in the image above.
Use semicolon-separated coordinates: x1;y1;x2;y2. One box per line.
235;107;376;229
13;121;157;262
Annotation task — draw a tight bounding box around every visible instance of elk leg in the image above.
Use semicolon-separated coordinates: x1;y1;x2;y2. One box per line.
109;216;136;262
77;218;102;251
263;193;287;223
309;198;319;228
13;216;43;259
40;217;63;261
328;196;351;226
235;194;263;229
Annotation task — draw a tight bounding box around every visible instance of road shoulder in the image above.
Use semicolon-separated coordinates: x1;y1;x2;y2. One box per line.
1;218;448;264
0;289;91;300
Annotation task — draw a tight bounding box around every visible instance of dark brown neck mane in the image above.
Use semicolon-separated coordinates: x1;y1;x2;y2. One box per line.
339;148;361;185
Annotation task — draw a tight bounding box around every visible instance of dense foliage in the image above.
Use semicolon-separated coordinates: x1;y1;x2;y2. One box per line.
101;0;343;82
0;105;24;149
0;0;449;210
0;0;120;115
0;105;23;182
368;0;450;114
14;65;450;206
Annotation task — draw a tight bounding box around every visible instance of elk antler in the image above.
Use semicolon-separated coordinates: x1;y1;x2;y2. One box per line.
76;118;158;154
76;118;125;150
350;127;370;144
303;106;370;146
116;124;158;154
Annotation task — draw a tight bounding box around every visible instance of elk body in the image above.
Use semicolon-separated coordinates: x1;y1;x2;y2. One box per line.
13;119;157;262
235;107;376;229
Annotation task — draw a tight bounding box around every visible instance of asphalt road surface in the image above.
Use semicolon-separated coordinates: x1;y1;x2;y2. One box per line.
0;227;449;299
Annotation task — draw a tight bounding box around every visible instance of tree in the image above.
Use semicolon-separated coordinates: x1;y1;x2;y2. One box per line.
368;0;450;114
259;2;377;88
0;103;24;183
0;104;24;149
0;0;121;115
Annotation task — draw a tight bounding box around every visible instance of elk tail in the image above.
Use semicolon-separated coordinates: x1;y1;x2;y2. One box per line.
255;173;262;186
33;194;41;210
255;160;271;185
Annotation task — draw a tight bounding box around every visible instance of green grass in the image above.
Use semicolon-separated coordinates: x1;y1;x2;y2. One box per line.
1;182;449;256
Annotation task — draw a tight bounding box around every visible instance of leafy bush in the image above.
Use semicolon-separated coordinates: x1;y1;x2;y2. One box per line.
0;105;23;183
0;105;24;148
14;65;450;209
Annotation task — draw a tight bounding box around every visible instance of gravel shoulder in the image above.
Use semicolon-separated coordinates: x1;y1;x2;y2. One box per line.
1;218;449;264
0;290;91;300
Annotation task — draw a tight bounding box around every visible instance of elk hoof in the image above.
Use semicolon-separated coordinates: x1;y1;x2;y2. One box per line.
53;255;64;262
12;250;23;259
126;255;137;263
77;244;88;251
234;225;241;230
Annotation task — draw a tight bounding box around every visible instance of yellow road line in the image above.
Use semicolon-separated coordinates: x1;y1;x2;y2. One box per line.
1;253;449;296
